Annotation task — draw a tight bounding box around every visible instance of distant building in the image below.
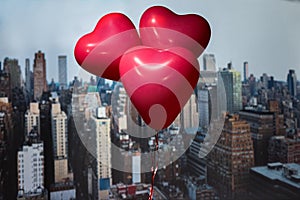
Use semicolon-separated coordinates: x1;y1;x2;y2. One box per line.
287;69;297;97
218;63;242;113
203;54;216;72
25;102;40;135
207;114;254;199
248;74;256;97
3;57;22;90
33;51;47;101
58;56;67;90
249;163;300;199
243;61;249;83
25;58;32;99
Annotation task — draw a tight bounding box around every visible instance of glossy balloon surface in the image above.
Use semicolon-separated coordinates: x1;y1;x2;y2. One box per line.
120;46;200;130
74;13;141;81
139;6;211;57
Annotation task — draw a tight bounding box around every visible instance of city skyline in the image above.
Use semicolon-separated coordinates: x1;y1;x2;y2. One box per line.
1;0;300;82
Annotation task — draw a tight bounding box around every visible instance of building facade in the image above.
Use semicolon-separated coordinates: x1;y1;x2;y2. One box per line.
89;107;112;199
207;114;254;199
25;102;40;135
218;63;242;114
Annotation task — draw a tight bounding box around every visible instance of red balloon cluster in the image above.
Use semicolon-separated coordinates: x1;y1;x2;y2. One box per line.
74;6;211;131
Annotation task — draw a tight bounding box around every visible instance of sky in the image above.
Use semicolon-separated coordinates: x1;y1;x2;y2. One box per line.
0;0;300;82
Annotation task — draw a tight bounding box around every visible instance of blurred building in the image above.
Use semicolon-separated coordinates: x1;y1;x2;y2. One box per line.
203;54;216;72
33;51;47;101
207;114;254;199
198;84;217;130
58;56;67;90
243;61;249;83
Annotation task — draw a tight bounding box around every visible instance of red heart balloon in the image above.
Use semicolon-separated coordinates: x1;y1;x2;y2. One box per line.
139;6;211;57
120;46;200;130
74;13;141;81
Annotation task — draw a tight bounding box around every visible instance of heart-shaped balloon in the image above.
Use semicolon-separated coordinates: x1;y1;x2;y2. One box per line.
74;13;141;81
139;6;211;57
120;46;200;130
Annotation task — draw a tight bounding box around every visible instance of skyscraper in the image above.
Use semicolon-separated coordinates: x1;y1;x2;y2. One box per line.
203;54;216;72
287;69;297;97
25;58;32;97
243;61;249;82
24;102;40;135
51;100;70;183
58;55;67;90
33;51;47;101
89;106;112;199
218;63;242;114
198;84;217;130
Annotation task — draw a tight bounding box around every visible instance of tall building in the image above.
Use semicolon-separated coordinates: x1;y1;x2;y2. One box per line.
58;56;67;90
25;58;32;96
17;130;45;199
287;69;297;97
207;114;254;199
3;57;22;89
198;84;217;130
33;51;47;101
203;54;216;72
89;107;112;199
218;63;242;114
51;100;70;183
243;61;249;82
24;102;40;135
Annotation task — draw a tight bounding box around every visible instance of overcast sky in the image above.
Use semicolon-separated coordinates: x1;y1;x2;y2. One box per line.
0;0;300;82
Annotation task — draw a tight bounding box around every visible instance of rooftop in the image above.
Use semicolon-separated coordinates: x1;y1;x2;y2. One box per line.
251;163;300;189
